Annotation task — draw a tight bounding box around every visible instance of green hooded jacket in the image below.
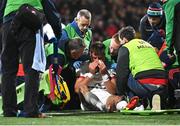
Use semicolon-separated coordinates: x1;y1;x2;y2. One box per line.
4;0;43;16
162;0;180;53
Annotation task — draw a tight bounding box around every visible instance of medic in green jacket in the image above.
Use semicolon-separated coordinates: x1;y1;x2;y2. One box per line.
103;32;122;69
59;9;92;54
45;38;86;69
116;26;167;97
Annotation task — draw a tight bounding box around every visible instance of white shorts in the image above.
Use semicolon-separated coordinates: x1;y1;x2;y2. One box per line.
90;88;111;105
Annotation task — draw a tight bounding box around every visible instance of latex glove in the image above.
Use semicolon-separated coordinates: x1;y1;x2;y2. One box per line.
111;63;117;70
73;61;83;69
160;50;176;68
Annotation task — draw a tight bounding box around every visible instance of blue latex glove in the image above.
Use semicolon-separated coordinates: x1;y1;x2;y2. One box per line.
73;61;83;69
110;63;117;70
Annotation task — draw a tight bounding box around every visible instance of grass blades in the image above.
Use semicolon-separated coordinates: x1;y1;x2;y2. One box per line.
0;112;180;125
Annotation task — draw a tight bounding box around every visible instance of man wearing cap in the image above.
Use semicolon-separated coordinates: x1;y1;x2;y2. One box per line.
139;2;166;52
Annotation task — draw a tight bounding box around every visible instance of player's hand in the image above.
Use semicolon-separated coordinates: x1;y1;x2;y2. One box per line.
89;60;99;74
110;63;117;70
98;60;108;75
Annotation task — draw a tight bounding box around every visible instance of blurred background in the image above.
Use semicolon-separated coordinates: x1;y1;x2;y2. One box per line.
52;0;159;41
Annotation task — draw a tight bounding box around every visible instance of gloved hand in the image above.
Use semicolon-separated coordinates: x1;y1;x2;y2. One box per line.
160;50;176;68
111;63;117;70
73;61;83;69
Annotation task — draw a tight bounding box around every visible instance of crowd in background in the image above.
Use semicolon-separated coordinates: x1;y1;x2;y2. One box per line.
53;0;159;41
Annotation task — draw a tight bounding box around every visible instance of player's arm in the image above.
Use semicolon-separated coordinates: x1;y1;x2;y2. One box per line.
98;60;116;94
74;76;93;93
74;61;98;93
104;76;116;95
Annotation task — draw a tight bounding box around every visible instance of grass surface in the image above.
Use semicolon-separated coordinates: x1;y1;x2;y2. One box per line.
0;112;180;125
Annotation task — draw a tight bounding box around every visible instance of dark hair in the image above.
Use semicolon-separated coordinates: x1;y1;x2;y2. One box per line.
112;32;120;44
68;38;86;50
118;26;136;41
90;41;105;57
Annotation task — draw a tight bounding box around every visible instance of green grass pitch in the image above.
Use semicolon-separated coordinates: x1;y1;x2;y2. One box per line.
0;111;180;125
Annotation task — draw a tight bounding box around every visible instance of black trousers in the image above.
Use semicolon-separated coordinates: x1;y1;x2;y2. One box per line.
1;19;40;116
173;3;180;65
168;68;180;108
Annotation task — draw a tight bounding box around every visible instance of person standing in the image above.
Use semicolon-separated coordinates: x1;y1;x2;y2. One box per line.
0;0;7;93
159;0;180;109
160;0;180;65
1;0;61;117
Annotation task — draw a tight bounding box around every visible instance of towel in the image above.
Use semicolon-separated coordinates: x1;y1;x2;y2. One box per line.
32;29;46;72
32;23;56;72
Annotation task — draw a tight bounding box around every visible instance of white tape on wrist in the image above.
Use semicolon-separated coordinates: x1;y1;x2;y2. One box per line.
85;72;94;79
102;74;109;82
